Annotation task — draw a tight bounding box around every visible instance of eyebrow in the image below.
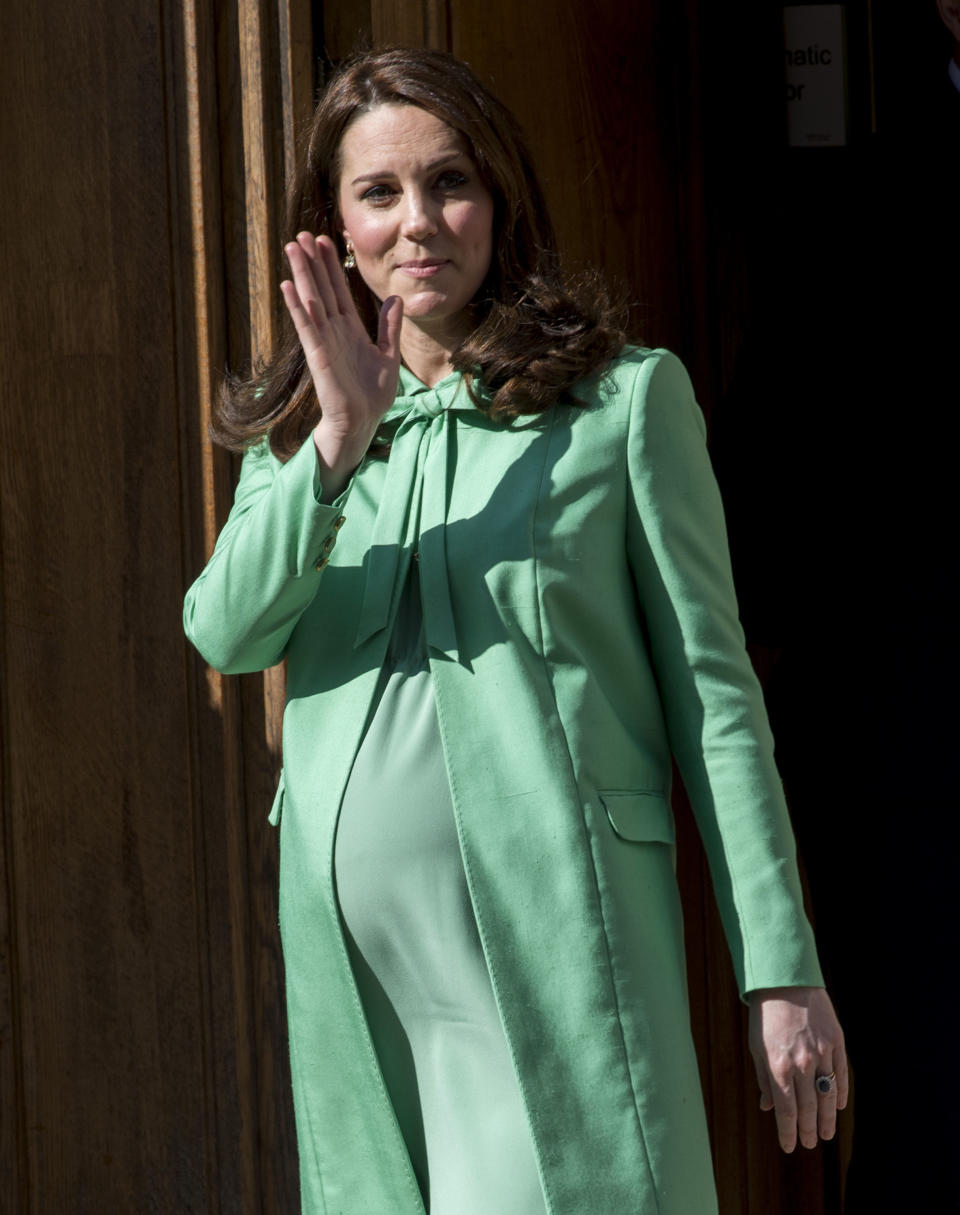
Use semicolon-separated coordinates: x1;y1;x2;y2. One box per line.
349;151;469;186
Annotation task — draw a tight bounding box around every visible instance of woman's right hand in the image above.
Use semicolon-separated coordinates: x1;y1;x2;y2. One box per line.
281;232;403;501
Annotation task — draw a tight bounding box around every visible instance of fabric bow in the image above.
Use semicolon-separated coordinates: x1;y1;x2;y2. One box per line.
353;372;481;663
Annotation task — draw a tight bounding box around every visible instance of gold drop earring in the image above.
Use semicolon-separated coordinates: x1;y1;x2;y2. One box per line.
343;240;356;271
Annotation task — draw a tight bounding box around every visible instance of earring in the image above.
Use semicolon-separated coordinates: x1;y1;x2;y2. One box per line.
343;244;356;270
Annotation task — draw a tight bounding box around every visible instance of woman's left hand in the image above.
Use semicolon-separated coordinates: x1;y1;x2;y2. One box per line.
747;986;848;1152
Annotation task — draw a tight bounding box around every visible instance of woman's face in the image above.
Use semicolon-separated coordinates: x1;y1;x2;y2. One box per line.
336;104;495;347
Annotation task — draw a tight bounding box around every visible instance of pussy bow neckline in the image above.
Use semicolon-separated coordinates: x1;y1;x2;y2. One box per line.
354;368;486;663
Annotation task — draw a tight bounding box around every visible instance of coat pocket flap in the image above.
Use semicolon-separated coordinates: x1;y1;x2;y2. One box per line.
268;773;285;828
599;791;674;844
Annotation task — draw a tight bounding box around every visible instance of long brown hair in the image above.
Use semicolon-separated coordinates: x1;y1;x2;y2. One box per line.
213;47;625;459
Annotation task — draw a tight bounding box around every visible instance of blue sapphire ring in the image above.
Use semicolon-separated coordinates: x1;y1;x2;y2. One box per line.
816;1072;837;1095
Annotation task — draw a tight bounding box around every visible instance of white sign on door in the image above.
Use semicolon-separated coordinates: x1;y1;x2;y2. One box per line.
783;5;848;146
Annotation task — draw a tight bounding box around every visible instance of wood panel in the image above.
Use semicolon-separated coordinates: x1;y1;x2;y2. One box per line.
372;0;450;49
0;0;313;1210
456;2;687;343
170;0;260;1207
0;0;210;1206
173;0;310;1207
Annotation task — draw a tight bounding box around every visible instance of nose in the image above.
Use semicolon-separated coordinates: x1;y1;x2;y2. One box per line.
399;189;439;241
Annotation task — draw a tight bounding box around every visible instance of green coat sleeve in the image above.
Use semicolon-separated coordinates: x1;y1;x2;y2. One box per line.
183;437;351;674
624;350;822;996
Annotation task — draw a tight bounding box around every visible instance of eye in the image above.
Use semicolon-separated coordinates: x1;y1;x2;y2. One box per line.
359;183;395;203
435;170;468;190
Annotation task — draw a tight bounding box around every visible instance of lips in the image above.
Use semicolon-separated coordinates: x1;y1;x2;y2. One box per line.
396;259;450;277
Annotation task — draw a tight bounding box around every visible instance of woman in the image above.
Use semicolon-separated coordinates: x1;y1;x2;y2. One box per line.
184;47;846;1215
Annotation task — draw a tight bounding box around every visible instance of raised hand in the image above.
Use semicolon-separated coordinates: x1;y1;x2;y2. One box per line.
281;232;403;500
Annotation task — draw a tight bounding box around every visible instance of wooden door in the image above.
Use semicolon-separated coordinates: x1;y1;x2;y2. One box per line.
0;0;311;1209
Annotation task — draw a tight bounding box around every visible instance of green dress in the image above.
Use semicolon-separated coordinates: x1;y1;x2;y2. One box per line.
334;561;548;1215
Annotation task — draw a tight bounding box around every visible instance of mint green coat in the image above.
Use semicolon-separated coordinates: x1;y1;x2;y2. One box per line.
184;348;822;1215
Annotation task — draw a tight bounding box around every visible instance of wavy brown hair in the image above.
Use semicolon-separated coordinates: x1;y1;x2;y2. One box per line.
213;47;626;459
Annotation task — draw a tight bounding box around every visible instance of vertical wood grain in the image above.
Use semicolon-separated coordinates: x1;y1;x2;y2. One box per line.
447;0;690;355
0;0;313;1209
236;0;287;766
0;0;211;1205
0;553;23;1215
235;1;313;1206
168;3;232;1206
189;0;310;1206
168;0;263;1208
371;0;450;49
279;0;319;190
239;0;282;367
318;0;373;66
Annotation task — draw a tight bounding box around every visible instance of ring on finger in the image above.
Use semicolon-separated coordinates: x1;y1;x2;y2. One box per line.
815;1071;836;1095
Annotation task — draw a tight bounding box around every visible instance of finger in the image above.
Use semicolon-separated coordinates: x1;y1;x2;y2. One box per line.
286;236;331;328
815;1059;839;1142
316;234;357;316
280;279;320;352
811;1052;839;1143
283;241;325;330
749;1049;775;1113
834;1040;850;1112
377;295;403;362
795;1069;819;1150
769;1072;799;1153
295;231;338;318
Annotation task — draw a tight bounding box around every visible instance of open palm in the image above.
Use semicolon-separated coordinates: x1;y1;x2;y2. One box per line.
281;232;403;446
